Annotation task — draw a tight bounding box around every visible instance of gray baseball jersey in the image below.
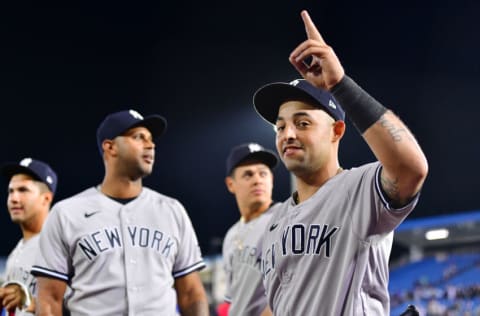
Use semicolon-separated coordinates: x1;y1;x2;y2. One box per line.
222;203;281;316
3;235;40;316
31;186;205;316
261;162;419;316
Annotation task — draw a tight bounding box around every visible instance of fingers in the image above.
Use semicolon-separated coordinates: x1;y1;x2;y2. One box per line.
290;57;309;78
301;10;325;44
1;287;23;311
2;291;22;311
290;40;332;65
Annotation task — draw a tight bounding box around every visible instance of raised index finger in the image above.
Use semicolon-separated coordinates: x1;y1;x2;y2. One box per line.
301;10;326;44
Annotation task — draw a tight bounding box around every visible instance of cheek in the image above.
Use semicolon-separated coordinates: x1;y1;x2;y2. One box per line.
265;180;274;192
275;136;283;152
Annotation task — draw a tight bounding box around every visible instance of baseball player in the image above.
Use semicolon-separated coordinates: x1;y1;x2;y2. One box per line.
253;10;428;315
222;143;280;316
0;158;58;316
31;109;209;316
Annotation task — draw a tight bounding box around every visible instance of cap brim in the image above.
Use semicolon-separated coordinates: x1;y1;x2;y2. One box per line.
131;115;167;139
253;82;321;124
1;164;42;182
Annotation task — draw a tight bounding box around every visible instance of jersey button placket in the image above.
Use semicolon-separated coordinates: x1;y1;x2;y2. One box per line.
120;205;138;315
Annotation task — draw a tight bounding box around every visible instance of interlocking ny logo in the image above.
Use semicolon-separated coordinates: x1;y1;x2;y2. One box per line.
20;158;33;167
248;143;262;153
129;110;144;120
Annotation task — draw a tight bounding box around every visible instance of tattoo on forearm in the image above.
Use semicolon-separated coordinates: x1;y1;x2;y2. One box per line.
378;115;408;142
381;174;400;202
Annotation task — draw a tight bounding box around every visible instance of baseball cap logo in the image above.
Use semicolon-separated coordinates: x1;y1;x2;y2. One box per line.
328;100;337;109
129;110;144;120
20;158;33;167
46;176;53;184
248;143;262;153
289;79;300;86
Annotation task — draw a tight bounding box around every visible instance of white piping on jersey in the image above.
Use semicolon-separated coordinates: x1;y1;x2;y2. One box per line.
374;165;391;210
374;164;420;212
31;265;69;281
172;260;206;278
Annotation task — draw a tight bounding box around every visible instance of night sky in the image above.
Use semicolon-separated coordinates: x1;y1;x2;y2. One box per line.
1;1;479;259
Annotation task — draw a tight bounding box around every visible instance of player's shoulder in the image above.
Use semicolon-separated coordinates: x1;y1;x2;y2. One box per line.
140;187;182;206
345;161;381;174
257;202;283;223
334;161;382;184
224;219;243;237
140;187;189;217
52;187;99;209
262;200;289;226
267;201;284;213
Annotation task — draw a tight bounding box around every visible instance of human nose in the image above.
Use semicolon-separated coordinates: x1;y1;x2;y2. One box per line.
279;123;296;142
8;191;19;203
145;138;155;149
252;173;264;185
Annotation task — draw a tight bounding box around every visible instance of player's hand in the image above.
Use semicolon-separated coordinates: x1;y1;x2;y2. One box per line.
289;10;345;91
0;284;26;312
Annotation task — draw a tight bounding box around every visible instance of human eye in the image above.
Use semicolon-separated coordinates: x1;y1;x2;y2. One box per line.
275;124;285;133
296;120;310;129
242;170;253;179
134;133;150;142
131;133;142;140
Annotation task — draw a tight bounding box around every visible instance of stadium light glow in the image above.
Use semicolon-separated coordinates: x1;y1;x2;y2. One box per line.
425;228;449;240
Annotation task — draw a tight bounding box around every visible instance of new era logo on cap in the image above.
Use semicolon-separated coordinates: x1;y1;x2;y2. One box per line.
289;79;300;86
253;79;345;125
328;99;337;109
1;158;58;195
226;143;278;176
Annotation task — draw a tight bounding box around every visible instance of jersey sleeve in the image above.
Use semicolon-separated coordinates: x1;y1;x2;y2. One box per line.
348;162;420;237
373;163;420;232
171;200;206;278
221;227;235;303
31;204;71;282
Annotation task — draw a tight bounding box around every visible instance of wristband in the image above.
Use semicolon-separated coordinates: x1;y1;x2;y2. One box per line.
331;75;387;133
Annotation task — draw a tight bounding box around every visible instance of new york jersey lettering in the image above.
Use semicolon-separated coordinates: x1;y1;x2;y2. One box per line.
78;225;176;260
263;223;339;278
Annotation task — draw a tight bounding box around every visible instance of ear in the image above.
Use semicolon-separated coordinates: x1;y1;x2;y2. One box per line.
42;191;53;206
102;139;116;155
332;120;346;142
225;176;236;194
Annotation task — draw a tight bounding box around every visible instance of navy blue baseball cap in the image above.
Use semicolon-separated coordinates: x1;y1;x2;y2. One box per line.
1;158;58;195
253;79;345;124
226;143;278;176
96;109;167;154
